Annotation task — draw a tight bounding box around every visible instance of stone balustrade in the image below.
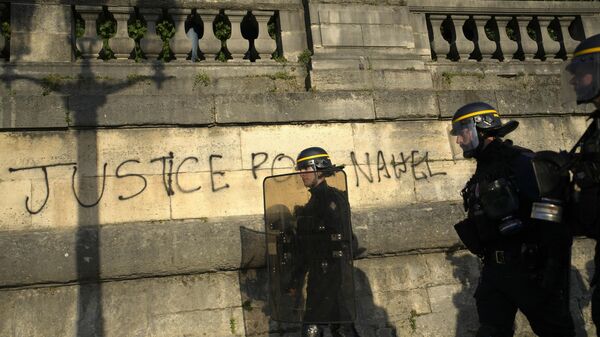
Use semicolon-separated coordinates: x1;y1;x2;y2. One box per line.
74;5;279;62
427;14;587;62
0;3;7;61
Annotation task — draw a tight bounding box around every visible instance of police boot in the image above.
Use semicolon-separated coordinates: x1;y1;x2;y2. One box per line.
331;323;361;337
302;324;323;337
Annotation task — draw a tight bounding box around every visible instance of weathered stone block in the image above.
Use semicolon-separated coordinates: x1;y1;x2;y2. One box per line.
319;7;398;25
68;95;215;126
351;121;453;161
10;4;72;62
170;171;264;219
353;202;464;255
414;160;473;203
374;90;439;119
215;92;375;123
496;88;563;116
0;272;246;337
373;70;433;90
0;180;32;231
437;90;497;118
362;25;414;48
510;116;585;152
0;95;68;128
320;24;364;47
0;216;264;287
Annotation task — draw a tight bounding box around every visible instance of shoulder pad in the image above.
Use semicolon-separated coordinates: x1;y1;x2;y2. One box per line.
533;150;570;169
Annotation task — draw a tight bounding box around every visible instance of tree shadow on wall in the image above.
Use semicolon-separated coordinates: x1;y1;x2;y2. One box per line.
446;248;481;337
0;2;177;337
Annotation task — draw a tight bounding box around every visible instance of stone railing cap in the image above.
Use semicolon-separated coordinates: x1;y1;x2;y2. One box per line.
11;0;303;10
408;0;600;15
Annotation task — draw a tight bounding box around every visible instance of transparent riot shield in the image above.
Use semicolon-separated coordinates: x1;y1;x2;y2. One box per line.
263;169;356;324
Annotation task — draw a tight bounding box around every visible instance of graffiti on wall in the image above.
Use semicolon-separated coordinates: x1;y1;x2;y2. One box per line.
8;150;446;214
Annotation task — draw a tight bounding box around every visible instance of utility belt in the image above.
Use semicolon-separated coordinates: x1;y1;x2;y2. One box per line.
483;243;542;269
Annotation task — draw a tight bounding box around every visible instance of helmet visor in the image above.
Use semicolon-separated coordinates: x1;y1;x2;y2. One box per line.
561;52;600;107
448;120;479;159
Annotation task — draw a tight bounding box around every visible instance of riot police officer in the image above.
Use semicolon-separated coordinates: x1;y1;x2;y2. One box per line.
451;102;575;337
263;147;359;337
562;33;600;335
292;147;360;337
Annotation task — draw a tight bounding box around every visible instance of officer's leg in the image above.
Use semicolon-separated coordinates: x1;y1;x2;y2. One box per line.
302;324;323;337
592;285;600;337
330;323;360;337
513;274;574;337
475;267;517;337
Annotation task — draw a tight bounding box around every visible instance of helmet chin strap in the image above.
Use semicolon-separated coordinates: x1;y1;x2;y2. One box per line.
466;132;495;159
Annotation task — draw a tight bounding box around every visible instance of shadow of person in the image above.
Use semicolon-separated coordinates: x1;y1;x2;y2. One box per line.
352;263;399;337
239;204;303;337
446;247;482;337
570;262;591;337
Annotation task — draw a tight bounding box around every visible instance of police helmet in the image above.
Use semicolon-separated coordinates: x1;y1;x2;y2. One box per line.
449;102;518;158
563;34;600;105
295;147;336;172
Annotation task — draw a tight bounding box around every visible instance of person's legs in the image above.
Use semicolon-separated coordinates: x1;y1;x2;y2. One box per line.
475;267;518;337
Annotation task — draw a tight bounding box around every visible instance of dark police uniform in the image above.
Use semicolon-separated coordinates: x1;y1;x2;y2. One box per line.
293;180;357;336
561;33;600;336
263;146;359;337
451;102;574;337
461;139;574;337
570;111;600;332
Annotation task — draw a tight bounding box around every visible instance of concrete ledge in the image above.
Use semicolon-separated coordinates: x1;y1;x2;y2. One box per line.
69;95;215;126
0;95;68;128
374;90;439;119
215;91;376;123
0;201;464;287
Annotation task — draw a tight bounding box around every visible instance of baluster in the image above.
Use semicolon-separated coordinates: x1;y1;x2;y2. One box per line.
139;8;162;59
254;11;277;61
516;16;537;60
429;15;451;60
200;10;221;61
171;9;191;61
473;15;496;61
0;4;6;57
558;16;579;57
537;16;560;60
452;15;476;61
227;10;247;61
75;6;103;59
109;7;134;60
496;16;518;61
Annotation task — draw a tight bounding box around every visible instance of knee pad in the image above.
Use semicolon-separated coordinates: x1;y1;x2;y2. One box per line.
477;324;513;337
302;324;323;337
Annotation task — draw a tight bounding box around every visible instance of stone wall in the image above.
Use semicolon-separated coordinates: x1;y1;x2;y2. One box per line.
1;0;600;336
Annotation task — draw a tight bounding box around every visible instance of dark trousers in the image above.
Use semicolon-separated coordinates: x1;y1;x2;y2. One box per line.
592;284;600;337
475;264;574;337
